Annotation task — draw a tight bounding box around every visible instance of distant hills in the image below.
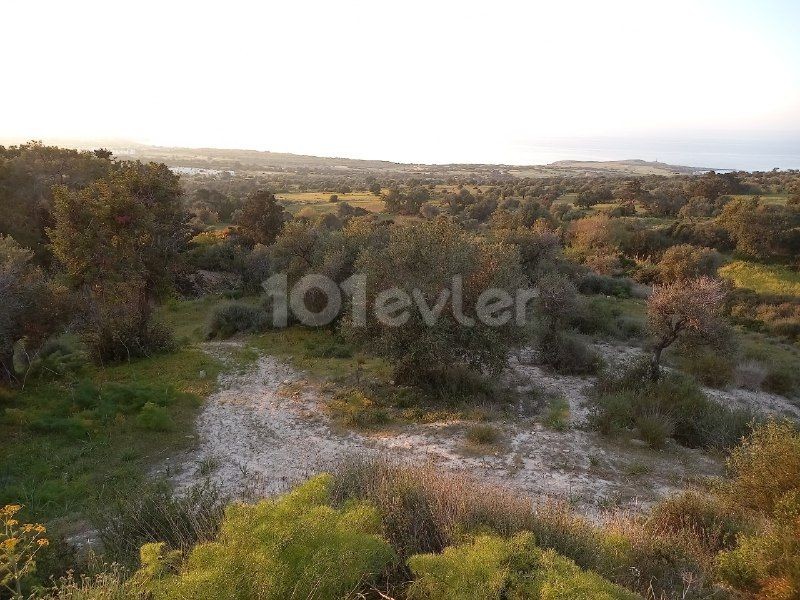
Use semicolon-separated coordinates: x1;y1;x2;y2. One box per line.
1;138;713;177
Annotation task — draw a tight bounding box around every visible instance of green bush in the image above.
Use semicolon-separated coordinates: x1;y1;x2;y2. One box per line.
722;420;800;515
87;317;174;363
207;302;267;338
538;332;603;375
20;335;88;381
716;490;800;598
135;402;174;431
465;423;502;445
635;411;674;449
543;396;570;431
327;388;392;429
577;273;632;297
589;360;751;449
407;533;640;600
762;364;799;397
677;348;735;388
139;475;395;599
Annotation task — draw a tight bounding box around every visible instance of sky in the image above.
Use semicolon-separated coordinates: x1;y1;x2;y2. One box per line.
2;0;799;167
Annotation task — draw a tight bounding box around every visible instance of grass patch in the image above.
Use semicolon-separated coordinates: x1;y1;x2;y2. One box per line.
326;388;393;430
543;396;570;431
0;347;222;524
275;191;385;215
465;423;502;446
719;260;800;297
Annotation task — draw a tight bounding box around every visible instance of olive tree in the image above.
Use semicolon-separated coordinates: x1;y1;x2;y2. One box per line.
345;219;526;384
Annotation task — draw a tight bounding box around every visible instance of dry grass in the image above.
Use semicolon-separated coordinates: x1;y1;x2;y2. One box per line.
328;456;721;599
275;191;385;215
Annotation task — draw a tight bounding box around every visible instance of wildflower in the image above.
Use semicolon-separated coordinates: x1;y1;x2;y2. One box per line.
1;504;22;517
2;537;19;551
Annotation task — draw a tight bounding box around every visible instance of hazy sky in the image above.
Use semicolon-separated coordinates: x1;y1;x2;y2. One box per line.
3;0;799;165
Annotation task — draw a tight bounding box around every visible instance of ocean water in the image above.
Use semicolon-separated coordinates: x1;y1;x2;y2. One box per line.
511;136;800;171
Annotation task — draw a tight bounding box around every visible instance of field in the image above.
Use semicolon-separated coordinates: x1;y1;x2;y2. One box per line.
276;190;385;215
719;260;800;296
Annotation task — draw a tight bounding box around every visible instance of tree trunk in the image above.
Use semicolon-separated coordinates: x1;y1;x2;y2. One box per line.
650;345;664;382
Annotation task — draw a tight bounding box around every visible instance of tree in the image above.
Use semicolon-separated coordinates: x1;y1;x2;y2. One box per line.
647;277;727;381
49;162;187;359
345;219;525;384
575;186;613;209
491;223;562;284
658;244;724;282
234;190;288;245
0;142;112;258
368;182;381;196
718;197;796;260
383;186;431;215
0;236;53;379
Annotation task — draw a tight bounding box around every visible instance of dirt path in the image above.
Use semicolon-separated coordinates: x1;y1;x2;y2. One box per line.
166;342;723;513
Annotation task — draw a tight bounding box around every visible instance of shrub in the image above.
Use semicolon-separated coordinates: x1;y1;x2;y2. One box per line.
206;302;267;338
242;243;272;291
590;360;751;449
465;423;502;445
407;533;640;600
577;273;632;297
716;490;800;598
646;491;747;554
135;402;174;431
139;475;395;599
95;480;227;564
723;420;800;515
543;396;570;431
330;457;717;598
635;411;674;449
186;237;247;272
330;458;533;558
762;364;799;397
571;296;619;336
538;332;603;375
85;307;175;364
677;348;735;388
658;244;724;283
327;388;392;429
19;335;88;382
734;360;767;391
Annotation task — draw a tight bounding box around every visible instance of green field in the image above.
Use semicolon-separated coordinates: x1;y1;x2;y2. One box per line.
719;260;800;297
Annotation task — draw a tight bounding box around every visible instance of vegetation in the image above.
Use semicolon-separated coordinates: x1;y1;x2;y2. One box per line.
1;142;799;598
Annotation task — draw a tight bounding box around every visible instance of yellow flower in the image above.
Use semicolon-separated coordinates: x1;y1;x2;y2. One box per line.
34;524;46;534
1;504;22;517
22;524;34;533
37;538;49;547
6;519;18;527
2;537;19;551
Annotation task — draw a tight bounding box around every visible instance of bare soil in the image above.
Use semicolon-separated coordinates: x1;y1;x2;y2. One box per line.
166;341;732;514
